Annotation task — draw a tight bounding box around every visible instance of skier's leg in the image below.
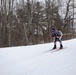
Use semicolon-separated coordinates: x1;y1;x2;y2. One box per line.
58;38;63;49
53;38;57;49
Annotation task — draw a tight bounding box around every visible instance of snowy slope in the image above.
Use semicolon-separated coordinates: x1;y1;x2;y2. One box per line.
0;39;76;75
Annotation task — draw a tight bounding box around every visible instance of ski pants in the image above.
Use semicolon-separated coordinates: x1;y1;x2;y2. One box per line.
54;38;62;45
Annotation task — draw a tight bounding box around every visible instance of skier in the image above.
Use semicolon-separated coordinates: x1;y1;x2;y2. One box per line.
51;28;63;49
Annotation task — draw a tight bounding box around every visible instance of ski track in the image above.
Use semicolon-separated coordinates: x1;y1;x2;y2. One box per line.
0;39;76;75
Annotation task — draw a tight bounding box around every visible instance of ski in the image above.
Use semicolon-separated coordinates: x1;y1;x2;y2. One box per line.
43;47;67;53
43;48;59;53
51;47;67;53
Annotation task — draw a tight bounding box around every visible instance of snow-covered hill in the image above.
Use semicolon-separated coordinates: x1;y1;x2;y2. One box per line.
0;39;76;75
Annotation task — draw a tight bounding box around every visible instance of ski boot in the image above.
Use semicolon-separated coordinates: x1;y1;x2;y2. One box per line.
59;44;63;49
53;45;56;49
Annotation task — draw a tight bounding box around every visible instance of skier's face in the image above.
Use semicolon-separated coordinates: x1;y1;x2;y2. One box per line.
52;30;55;33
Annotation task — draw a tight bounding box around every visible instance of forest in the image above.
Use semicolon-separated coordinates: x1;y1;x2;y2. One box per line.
0;0;76;47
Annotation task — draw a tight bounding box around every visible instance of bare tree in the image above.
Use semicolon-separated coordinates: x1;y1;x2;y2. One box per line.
0;0;76;47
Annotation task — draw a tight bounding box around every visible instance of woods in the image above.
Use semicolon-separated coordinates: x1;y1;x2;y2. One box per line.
0;0;76;47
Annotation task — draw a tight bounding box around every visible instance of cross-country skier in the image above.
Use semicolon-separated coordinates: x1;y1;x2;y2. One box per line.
51;28;63;49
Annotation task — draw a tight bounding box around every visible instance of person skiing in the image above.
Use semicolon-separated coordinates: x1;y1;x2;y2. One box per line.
51;28;63;49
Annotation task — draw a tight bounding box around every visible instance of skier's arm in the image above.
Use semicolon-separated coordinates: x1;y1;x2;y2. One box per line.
59;31;63;40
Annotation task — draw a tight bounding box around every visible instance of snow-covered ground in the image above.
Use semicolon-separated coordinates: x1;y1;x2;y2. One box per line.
0;39;76;75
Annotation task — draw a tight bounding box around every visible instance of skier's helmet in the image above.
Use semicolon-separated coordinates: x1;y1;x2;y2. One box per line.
51;27;55;32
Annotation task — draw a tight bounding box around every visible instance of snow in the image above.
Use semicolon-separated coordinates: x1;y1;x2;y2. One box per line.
0;39;76;75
